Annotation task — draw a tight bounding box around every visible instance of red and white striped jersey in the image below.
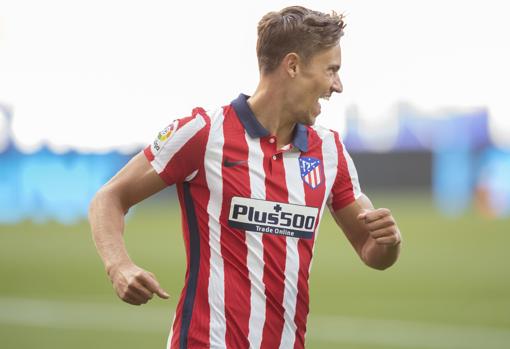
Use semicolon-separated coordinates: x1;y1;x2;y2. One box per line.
143;94;361;349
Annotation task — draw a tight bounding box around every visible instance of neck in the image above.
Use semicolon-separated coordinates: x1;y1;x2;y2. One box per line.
247;75;297;148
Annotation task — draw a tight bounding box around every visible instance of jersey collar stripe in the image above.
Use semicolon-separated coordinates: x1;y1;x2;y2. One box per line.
293;124;309;152
245;132;267;349
179;182;202;349
231;94;269;138
230;93;309;152
204;107;227;348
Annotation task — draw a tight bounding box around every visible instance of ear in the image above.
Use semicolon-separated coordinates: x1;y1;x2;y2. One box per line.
282;52;300;78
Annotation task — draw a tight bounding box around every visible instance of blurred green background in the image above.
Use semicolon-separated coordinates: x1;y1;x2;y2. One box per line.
1;191;509;349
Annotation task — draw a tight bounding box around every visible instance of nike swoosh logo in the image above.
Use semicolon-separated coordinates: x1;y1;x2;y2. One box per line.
223;159;247;168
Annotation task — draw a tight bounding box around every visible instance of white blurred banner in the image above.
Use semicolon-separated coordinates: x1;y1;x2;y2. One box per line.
1;0;509;152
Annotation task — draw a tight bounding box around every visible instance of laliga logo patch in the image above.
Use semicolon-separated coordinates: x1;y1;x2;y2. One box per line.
299;157;323;189
152;120;178;153
157;123;176;142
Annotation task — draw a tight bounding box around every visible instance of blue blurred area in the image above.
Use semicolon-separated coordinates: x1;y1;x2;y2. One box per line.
475;148;510;217
431;111;486;216
345;105;510;218
344;104;491;151
1;103;509;224
0;143;134;224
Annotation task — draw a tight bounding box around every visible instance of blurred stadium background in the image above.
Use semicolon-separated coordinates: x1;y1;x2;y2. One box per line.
1;1;509;348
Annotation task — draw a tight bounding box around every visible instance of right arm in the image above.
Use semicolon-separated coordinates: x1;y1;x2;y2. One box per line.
88;152;170;305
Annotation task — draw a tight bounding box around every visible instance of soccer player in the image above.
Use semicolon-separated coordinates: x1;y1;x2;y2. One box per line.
89;6;401;349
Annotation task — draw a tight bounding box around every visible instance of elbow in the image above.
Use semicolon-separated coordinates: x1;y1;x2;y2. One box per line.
88;191;100;221
88;186;129;221
88;187;108;217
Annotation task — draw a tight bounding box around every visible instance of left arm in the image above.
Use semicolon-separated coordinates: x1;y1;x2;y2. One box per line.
330;193;402;270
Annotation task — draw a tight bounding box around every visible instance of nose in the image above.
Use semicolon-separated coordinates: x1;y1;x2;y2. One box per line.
332;73;343;94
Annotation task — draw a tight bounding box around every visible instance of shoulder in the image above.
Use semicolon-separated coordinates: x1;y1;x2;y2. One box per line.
171;102;229;126
166;104;228;137
310;124;343;140
172;100;242;137
309;124;347;151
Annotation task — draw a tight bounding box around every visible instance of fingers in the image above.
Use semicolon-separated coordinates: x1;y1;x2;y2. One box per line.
111;265;170;305
373;235;401;246
357;208;401;246
363;214;395;232
122;291;149;306
368;227;401;246
140;272;170;299
130;280;155;300
357;208;391;223
117;281;152;306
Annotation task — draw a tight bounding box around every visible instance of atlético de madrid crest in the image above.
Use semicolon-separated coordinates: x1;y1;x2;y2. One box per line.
299;157;323;189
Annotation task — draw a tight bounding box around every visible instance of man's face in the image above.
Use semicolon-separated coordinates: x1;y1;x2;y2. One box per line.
289;44;343;125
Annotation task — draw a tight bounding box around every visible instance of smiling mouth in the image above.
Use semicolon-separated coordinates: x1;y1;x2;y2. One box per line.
313;95;330;117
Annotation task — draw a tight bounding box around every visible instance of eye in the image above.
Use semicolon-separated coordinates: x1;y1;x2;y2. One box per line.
328;66;340;75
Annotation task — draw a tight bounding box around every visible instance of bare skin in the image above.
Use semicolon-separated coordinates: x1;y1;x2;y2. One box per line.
332;194;401;270
89;43;401;306
89;152;170;305
249;45;342;148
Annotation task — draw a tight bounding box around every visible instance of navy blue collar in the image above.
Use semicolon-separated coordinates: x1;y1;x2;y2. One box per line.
231;93;309;152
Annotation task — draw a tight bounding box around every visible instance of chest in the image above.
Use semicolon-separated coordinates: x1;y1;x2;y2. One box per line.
206;140;328;210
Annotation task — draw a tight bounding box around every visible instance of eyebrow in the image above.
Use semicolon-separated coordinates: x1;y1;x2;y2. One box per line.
328;65;340;72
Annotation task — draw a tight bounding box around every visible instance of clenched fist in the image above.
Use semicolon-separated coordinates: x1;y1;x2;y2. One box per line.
357;208;402;246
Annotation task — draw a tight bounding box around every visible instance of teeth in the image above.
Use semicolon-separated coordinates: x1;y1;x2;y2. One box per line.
320;96;330;101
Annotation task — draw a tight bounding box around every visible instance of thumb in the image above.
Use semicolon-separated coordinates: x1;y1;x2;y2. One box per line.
357;209;370;221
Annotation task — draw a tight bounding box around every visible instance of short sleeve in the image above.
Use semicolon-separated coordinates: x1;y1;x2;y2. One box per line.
330;132;362;211
143;108;210;186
